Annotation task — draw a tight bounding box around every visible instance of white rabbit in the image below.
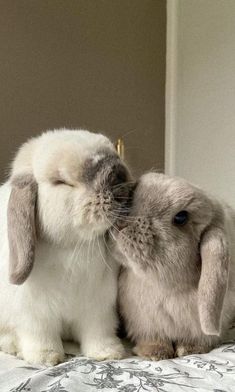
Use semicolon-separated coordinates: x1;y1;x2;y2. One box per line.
115;173;235;360
0;129;131;365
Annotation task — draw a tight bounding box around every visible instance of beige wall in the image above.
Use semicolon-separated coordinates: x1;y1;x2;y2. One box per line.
0;0;166;181
166;0;235;207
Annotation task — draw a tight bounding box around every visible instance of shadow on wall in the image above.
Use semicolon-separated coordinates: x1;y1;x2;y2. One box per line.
0;0;166;181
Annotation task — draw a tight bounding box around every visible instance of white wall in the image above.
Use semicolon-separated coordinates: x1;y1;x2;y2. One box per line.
166;0;235;207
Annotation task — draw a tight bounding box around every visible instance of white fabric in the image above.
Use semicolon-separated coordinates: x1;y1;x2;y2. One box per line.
0;341;234;392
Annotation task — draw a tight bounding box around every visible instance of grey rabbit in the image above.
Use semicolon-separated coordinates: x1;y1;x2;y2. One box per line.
114;173;235;360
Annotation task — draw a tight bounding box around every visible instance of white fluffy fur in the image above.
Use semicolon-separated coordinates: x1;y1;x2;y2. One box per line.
0;129;125;365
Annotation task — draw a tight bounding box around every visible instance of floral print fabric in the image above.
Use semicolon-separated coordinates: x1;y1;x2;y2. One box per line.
0;342;234;392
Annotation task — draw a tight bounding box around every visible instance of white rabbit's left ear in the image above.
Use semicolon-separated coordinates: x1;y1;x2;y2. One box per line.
7;174;38;285
198;226;230;336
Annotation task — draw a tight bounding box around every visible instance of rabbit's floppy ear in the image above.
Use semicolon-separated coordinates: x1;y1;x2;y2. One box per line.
7;174;38;285
198;225;229;336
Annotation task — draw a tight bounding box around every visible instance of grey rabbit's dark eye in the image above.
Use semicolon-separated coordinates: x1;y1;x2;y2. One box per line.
173;210;188;226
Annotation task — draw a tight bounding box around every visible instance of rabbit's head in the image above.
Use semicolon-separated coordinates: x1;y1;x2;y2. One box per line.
7;129;132;285
116;173;230;336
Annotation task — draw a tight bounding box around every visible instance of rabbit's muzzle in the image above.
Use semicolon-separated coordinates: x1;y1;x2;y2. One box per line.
118;218;156;269
96;163;133;219
81;152;133;228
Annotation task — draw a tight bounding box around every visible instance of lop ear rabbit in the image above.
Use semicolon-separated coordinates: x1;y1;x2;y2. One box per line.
115;173;235;360
0;129;132;365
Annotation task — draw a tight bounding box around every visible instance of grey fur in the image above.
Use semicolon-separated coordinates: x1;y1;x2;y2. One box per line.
82;152;128;189
82;152;132;219
7;174;37;285
115;173;235;359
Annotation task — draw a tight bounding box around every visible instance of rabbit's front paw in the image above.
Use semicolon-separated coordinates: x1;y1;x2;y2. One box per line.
82;338;125;360
175;343;211;357
18;349;65;366
0;333;18;355
134;340;174;361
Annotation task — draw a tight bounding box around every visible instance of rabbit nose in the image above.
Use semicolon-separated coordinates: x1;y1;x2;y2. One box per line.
109;164;128;187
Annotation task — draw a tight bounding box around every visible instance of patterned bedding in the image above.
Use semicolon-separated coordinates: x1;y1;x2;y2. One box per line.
0;341;235;392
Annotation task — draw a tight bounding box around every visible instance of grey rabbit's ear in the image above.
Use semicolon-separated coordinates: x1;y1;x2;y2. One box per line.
198;225;229;336
7;174;38;285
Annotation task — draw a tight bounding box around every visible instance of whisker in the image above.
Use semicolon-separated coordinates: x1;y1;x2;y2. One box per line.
119;127;138;139
111;180;136;190
97;235;112;271
103;232;114;258
119;127;152;140
105;216;131;243
68;238;86;280
109;217;136;225
86;234;91;270
105;216;120;233
91;231;97;263
108;212;141;222
110;209;133;215
112;196;132;199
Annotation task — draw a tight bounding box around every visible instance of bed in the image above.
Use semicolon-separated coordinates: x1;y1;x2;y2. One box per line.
0;339;235;392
